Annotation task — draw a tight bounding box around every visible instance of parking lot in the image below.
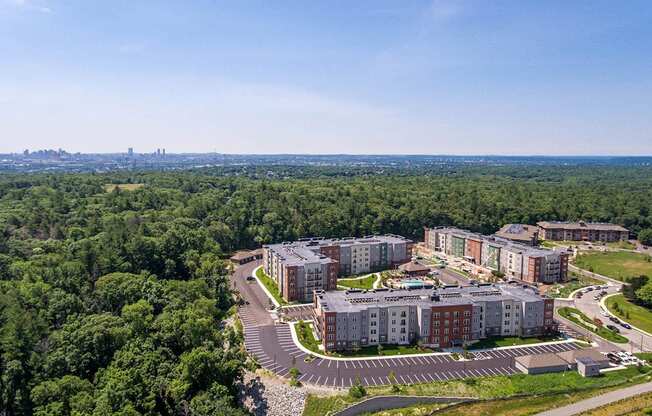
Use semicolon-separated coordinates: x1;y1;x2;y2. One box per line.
278;304;314;322
234;261;587;388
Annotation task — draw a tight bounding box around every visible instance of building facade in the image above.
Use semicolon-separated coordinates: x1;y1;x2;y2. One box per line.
424;227;569;284
264;235;412;302
313;283;556;351
537;221;629;242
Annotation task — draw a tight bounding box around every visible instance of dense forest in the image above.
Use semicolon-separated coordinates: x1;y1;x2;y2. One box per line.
1;164;651;415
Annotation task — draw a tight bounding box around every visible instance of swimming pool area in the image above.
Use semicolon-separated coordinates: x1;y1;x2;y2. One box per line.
397;279;434;289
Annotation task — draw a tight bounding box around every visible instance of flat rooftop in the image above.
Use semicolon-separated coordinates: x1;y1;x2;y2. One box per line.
537;221;628;232
316;282;544;313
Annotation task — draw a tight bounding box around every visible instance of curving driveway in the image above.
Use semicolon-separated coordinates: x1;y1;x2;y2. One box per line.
232;261;583;388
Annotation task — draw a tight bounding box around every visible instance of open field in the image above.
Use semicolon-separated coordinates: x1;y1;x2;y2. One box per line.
338;274;377;290
104;183;144;192
468;335;563;350
255;268;287;306
558;307;628;343
303;366;652;416
606;294;652;334
579;391;652;416
574;251;652;281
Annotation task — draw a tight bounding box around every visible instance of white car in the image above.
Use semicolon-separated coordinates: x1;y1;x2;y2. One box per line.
600;309;610;317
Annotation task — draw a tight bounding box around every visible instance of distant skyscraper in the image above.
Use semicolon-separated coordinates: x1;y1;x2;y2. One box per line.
156;148;161;156
128;147;133;157
162;148;166;156
23;149;29;156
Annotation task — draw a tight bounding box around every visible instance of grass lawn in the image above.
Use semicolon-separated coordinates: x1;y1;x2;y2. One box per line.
255;268;287;306
294;322;321;354
606;294;652;334
467;335;563;350
558;307;628;343
294;322;434;358
578;391;652;416
604;240;637;250
104;183;144;192
338;274;377;290
574;251;652;281
549;271;602;299
303;365;652;416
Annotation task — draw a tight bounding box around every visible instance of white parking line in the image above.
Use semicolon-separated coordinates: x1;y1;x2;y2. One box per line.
315;375;321;384
454;371;463;378
399;375;407;384
447;371;455;379
307;374;314;383
378;360;385;368
327;360;332;368
371;377;378;386
324;377;329;385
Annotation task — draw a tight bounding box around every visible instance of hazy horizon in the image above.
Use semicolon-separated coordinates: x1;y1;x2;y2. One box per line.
2;1;651;155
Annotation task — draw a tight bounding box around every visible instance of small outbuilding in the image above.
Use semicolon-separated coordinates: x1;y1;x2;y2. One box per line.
577;357;602;377
557;348;610;370
515;353;569;375
230;248;264;265
398;261;430;277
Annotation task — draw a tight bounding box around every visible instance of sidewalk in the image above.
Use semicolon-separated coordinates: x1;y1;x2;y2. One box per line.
536;381;652;416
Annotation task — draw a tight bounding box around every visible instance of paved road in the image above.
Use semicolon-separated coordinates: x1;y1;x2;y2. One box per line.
536;380;652;416
232;261;583;388
565;266;652;353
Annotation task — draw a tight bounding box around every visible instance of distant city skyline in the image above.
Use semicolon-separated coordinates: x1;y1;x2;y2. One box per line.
1;1;651;155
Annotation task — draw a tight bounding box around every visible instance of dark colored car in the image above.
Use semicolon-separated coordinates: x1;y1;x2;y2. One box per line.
606;352;621;363
606;324;620;333
609;316;620;324
621;322;632;329
246;275;255;281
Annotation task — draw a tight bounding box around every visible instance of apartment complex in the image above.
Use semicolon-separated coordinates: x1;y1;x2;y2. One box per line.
424;227;569;283
537;221;629;242
495;224;539;246
313;283;555;351
263;235;412;302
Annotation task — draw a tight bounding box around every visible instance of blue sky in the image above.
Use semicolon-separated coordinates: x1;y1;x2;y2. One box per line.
1;0;651;155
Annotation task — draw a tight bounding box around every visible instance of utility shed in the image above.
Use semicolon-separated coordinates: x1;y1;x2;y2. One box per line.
557;348;610;370
515;353;568;375
577;357;602;377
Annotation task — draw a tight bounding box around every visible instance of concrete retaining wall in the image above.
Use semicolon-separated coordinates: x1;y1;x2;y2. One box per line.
332;396;475;416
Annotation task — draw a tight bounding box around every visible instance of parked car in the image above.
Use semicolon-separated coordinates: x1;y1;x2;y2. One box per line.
586;287;595;292
607;352;621;363
246;275;255;281
576;293;584;299
606;324;620;333
593;295;602;300
600;290;608;296
609;316;621;324
621;322;632;329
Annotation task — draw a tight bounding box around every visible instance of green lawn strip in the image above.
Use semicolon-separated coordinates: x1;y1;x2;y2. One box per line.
573;251;652;281
255;268;287;306
303;366;652;416
606;294;652;334
295;322;322;355
558;307;628;343
550;271;602;299
467;335;563;350
338;274;376;290
295;323;434;358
